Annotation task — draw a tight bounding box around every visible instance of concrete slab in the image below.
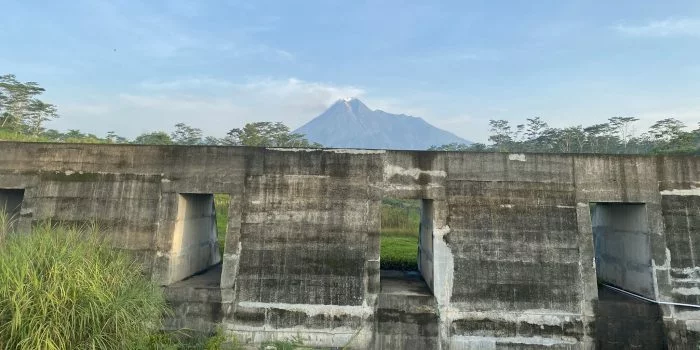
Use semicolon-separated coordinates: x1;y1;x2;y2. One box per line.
380;270;432;296
169;263;222;289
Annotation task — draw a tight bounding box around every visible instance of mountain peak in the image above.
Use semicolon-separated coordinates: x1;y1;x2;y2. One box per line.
336;97;363;106
294;100;471;150
331;98;371;115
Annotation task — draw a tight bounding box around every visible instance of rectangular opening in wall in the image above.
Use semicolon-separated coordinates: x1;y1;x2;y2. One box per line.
214;194;230;259
379;198;434;294
590;202;654;299
170;193;224;284
0;189;24;232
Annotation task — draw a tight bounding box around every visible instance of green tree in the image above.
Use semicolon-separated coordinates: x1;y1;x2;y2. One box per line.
0;74;57;133
42;129;64;141
64;129;83;139
488;119;513;152
58;129;104;143
106;131;128;144
428;142;488;151
608;116;639;152
649;118;685;143
524;117;548;140
430;116;699;155
583;123;613;153
649;118;696;154
203;136;224;145
560;126;586;153
171;123;202;145
224;122;321;147
133;131;173;145
523;117;548;151
25;100;58;136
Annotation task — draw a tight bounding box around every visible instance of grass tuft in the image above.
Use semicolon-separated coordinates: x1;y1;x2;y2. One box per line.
0;218;168;349
0;212;243;349
260;335;310;350
147;328;242;350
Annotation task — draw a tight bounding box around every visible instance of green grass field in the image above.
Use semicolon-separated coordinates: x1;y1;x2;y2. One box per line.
380;229;419;271
380;199;421;271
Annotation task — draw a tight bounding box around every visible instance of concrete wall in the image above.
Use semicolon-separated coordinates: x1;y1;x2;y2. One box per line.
592;203;654;297
657;157;700;347
1;142;699;349
419;199;434;291
0;188;23;214
0;188;24;231
169;193;221;284
443;153;585;348
228;149;382;346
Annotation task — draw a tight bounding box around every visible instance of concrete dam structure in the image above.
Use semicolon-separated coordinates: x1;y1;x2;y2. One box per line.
1;141;699;349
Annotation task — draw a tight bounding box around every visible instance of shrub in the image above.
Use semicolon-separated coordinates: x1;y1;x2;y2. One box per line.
0;221;168;349
260;335;308;350
146;328;242;350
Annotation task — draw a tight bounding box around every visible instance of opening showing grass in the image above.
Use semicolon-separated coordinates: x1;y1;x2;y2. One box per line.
381;233;419;271
214;194;230;257
380;199;420;271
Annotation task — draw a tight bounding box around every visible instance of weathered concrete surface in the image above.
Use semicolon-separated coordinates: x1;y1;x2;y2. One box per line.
592;203;654;298
595;285;667;349
0;188;24;231
376;271;439;349
164;264;223;332
1;142;699;349
419;200;435;291
169;193;221;284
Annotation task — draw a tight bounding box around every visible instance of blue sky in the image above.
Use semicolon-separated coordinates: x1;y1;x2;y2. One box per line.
2;0;700;143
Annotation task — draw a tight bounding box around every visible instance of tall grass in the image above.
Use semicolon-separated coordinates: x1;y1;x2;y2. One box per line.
0;216;168;349
381;199;420;235
0;211;12;242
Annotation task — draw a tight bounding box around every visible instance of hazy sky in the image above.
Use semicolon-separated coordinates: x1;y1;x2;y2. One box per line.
2;0;700;143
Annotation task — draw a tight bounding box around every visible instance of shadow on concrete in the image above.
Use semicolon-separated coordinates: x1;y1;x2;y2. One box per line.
380;270;432;296
595;283;667;350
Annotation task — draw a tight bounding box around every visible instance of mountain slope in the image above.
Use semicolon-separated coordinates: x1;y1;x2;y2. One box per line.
294;99;470;150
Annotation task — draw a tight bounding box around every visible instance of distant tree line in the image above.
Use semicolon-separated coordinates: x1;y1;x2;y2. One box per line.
430;117;700;155
2;74;698;154
0;74;320;147
131;121;322;147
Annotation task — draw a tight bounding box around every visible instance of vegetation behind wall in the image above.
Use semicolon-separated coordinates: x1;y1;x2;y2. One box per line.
2;73;698;155
381;199;421;271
